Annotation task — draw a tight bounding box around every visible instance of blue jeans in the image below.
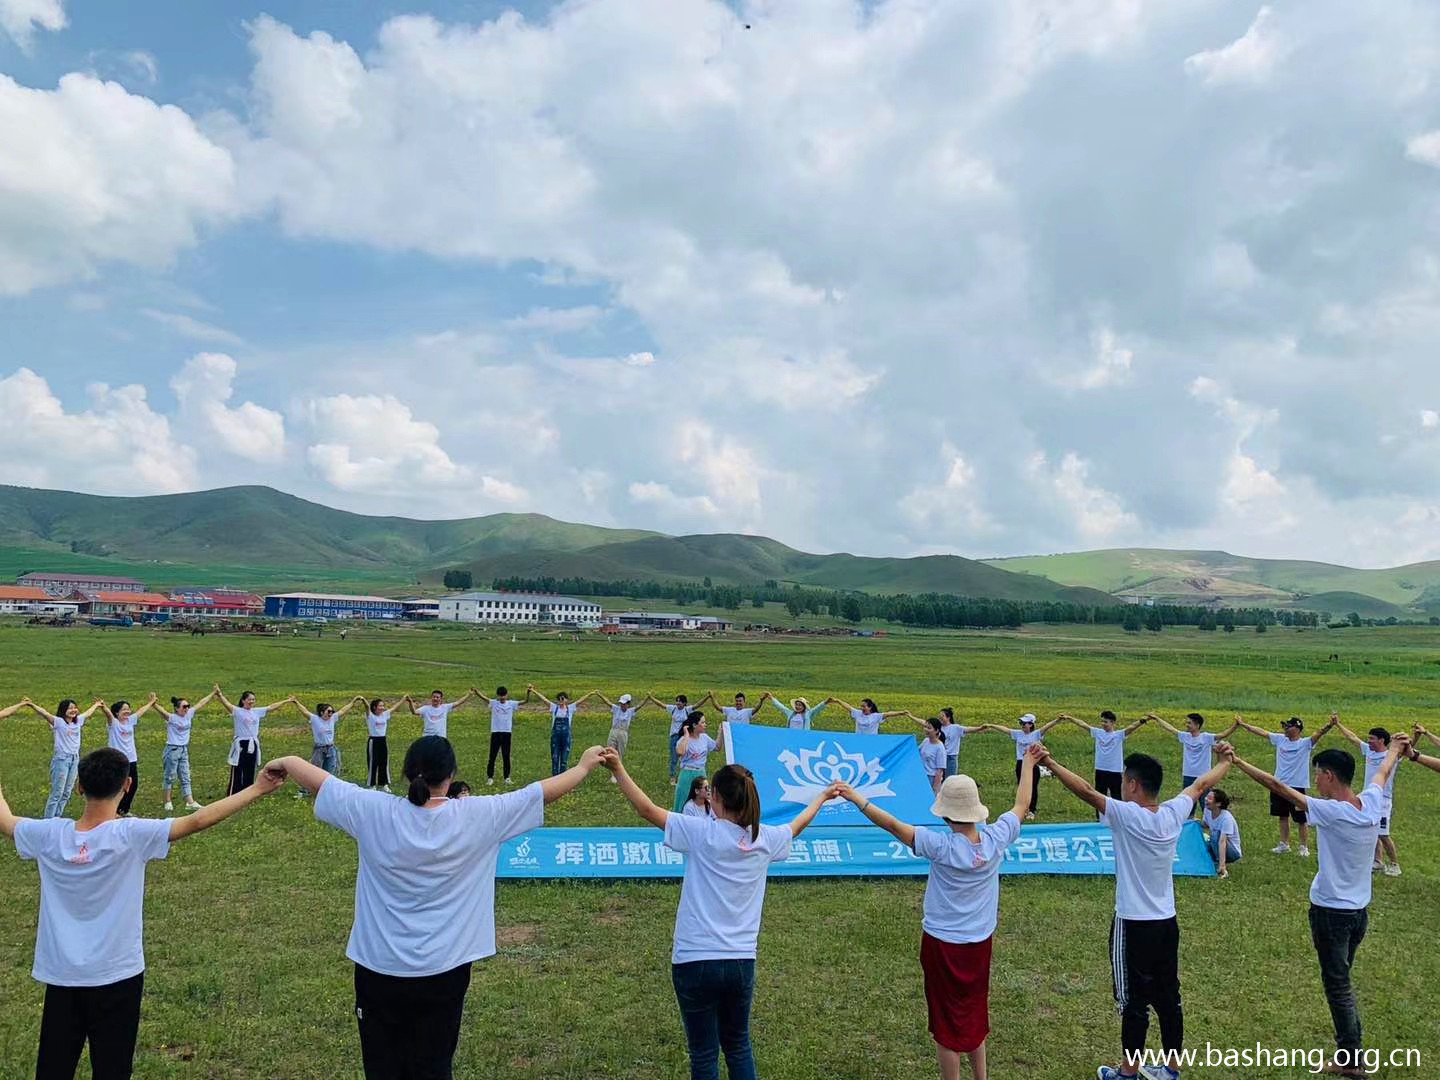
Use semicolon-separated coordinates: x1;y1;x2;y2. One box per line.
1207;834;1241;866
551;729;572;776
672;959;757;1080
945;754;958;778
44;754;79;818
162;744;192;796
669;731;683;779
312;743;341;775
1309;904;1368;1058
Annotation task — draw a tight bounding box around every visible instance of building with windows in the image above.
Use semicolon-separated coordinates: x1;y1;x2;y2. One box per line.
69;591;183;617
601;611;732;633
168;589;265;617
401;598;441;620
438;591;602;626
0;585;76;615
263;593;406;620
19;572;146;596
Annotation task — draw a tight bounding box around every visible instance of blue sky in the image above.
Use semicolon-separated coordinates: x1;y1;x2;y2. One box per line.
4;0;1440;566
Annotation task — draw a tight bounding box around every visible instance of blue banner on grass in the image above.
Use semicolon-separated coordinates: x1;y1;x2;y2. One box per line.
723;722;941;826
495;821;1217;879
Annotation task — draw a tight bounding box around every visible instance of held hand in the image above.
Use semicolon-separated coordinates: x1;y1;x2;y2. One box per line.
1024;744;1046;765
1145;712;1160;720
832;781;859;803
598;747;622;773
823;782;844;801
1216;742;1236;762
147;691;158;702
578;745;605;771
1393;733;1412;755
257;760;288;792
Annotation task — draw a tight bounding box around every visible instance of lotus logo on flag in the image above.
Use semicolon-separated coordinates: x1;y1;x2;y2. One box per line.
777;741;895;806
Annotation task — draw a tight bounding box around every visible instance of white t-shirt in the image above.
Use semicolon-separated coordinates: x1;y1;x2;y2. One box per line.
1090;728;1126;773
50;715;86;757
683;800;714;819
941;724;964;756
108;714;139;763
1203;807;1242;856
679;733;719;771
417;703;453;737
1177;731;1216;777
721;706;754;726
610;705;637;731
1305;786;1384;910
314;778;544;976
232;706;267;742
308;713;338;746
920;740;947;775
1101;794;1194;920
1269;734;1315;788
1362;747;1396;798
14;816;171;986
489;699;518;733
1010;728;1042;761
912;813;1022;943
852;709;882;736
366;710;390;738
663;814;793;963
666;704;691;736
164;710;194;747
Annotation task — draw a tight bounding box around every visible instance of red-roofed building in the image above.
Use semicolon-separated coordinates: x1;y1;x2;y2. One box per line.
19;572;146;596
0;585;79;615
69;591;184;616
168;589;264;617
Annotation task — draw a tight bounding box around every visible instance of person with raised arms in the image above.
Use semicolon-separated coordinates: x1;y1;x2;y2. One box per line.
648;692;695;786
1144;712;1238;819
1004;714;1062;820
405;688;477;740
267;735;604;1080
835;746;1040;1080
919;718;948;794
106;696;161;817
0;745;280;1080
831;696;908;735
601;748;837;1080
295;696;364;798
528;686;595;776
1036;740;1232;1080
1202;789;1241;879
1232;713;1337;856
159;689;216;811
363;698;400;792
672;713;721;812
768;693;828;731
927;707;1004;778
214;686;298;796
20;698;108;818
1403;727;1440;774
1062;711;1147;816
713;691;770;727
1220;737;1404;1079
1334;720;1401;876
473;686;531;786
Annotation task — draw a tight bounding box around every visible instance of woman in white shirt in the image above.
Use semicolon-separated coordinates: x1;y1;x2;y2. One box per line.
919;719;947;794
160;689;216;811
832;696;908;735
835;748;1038;1080
22;697;107;818
363;698;400;791
671;714;720;812
269;735;605;1079
603;750;837;1080
528;686;596;776
106;696;161;816
296;696;364;798
1203;788;1242;878
215;686;297;795
682;776;715;818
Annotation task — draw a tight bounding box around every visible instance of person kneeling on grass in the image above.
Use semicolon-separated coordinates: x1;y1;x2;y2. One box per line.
0;746;280;1080
1221;738;1404;1079
835;746;1040;1080
602;749;837;1080
1202;789;1241;878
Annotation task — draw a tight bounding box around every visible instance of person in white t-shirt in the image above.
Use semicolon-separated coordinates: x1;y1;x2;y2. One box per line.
835;746;1039;1080
672;713;722;812
106;695;161;817
927;707;1004;778
1062;710;1147;816
648;693;696;785
0;745;280;1080
404;687;477;741
601;749;836;1080
1233;714;1337;856
474;686;533;785
295;696;364;798
767;694;828;730
21;697;108;819
831;696;908;736
1004;714;1062;819
1037;741;1232;1080
362;698;402;791
596;691;650;779
711;690;770;729
682;776;715;818
215;685;300;796
528;686;596;776
1145;712;1239;820
919;719;948;794
1224;738;1403;1078
269;734;604;1080
159;689;217;811
1336;721;1401;876
1202;789;1242;878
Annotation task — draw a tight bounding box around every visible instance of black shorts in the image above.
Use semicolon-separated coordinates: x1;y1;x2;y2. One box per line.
1270;788;1308;823
1094;769;1123;799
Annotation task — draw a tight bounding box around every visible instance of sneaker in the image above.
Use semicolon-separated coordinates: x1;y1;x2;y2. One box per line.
1299;846;1310;857
1141;1065;1179;1080
487;778;495;786
163;801;173;811
505;778;513;785
382;784;392;793
1384;863;1402;877
1096;1068;1139;1080
185;799;203;810
1271;842;1291;854
1372;859;1383;872
1024;811;1036;821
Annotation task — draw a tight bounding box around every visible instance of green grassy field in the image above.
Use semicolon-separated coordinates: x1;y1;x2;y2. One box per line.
0;620;1437;1078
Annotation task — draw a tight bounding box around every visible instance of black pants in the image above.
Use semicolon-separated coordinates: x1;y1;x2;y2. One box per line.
355;962;471;1080
117;762;139;815
36;972;144;1080
1110;915;1183;1066
367;736;390;787
1095;769;1123;799
1309;904;1368;1058
228;740;258;795
1182;776;1202;817
487;732;512;780
1016;759;1038;811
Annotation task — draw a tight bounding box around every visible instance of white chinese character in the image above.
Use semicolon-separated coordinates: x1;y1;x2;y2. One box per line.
622;842;652;865
556;842;585;866
589;842;620;866
1072;837;1100;862
654;843;684;866
811;839;842;863
1010;837;1042;862
1098;836;1115;862
1040;837;1071;862
788;839;811;863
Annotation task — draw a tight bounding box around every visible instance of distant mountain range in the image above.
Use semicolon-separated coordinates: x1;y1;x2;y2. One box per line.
1;485;1433;616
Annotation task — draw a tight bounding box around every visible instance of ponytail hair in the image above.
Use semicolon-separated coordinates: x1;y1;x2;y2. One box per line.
109;700;129;718
711;764;761;842
926;717;944;736
683;711;706;736
170;696;185;712
940;706;955;722
402;735;457;806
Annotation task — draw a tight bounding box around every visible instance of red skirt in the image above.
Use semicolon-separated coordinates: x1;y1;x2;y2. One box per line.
920;931;993;1053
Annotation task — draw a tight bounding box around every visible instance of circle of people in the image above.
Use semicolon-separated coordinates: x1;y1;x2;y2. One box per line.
2;687;1439;1080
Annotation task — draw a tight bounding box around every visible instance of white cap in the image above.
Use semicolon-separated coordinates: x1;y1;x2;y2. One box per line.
1019;713;1037;726
618;693;633;704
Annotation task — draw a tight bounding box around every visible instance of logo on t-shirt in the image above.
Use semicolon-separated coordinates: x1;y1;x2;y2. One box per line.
67;841;92;865
777;740;895;806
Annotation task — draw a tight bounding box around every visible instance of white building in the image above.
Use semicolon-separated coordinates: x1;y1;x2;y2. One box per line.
602;611;733;632
438;591;602;626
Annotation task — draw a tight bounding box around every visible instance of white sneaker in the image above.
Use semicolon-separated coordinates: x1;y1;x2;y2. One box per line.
163;801;173;811
505;778;513;785
1372;859;1383;872
1384;864;1402;877
382;784;392;793
185;799;203;810
1271;842;1290;854
610;775;618;783
1299;846;1310;857
487;778;495;786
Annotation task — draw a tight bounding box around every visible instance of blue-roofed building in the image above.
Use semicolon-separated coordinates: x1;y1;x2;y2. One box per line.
264;592;405;620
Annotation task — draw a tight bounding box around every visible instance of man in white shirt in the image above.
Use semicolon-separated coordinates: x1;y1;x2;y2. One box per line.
1146;712;1239;819
0;747;280;1080
711;690;770;728
405;688;476;740
1223;737;1404;1079
1335;721;1401;876
1037;742;1232;1080
474;686;531;786
1234;714;1336;856
1063;710;1146;814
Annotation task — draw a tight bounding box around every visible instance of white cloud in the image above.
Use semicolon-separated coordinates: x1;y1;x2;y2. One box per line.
1184;7;1284;86
143;309;244;345
628;481;719;518
1027;451;1139;541
0;367;195;493
503;305;606;333
0;0;65;50
1423;409;1440;429
622;351;656;366
898;443;995;536
170;353;285;463
1405;130;1440;168
1051;327;1135;390
120;50;158;85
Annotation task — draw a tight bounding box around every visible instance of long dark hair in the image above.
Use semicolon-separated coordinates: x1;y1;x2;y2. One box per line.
687;775;709;804
402;736;457;806
711;764;761;841
56;699;78;722
109;700;129;718
171;696;187;712
682;711;706;737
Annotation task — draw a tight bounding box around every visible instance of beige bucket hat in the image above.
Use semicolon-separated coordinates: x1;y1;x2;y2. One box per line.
930;774;989;823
